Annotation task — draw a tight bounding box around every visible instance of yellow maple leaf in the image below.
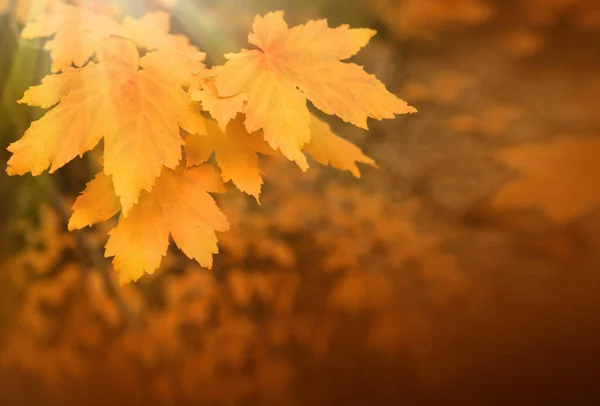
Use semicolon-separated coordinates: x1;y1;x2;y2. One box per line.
305;115;376;177
185;117;272;200
21;2;121;72
121;11;171;50
190;75;247;130
68;172;120;230
70;165;229;284
214;11;416;169
140;34;206;86
124;12;206;85
492;136;600;224
7;38;206;214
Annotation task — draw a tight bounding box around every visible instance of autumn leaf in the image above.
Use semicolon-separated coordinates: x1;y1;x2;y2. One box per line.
5;7;416;286
185;117;272;200
214;11;416;169
70;165;229;284
68;172;120;230
492;136;600;224
125;11;206;85
121;11;171;50
7;37;206;214
21;2;122;72
190;75;247;130
140;34;206;85
305;114;376;177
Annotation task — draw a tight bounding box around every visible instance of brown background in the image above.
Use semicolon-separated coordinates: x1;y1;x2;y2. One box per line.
1;0;600;405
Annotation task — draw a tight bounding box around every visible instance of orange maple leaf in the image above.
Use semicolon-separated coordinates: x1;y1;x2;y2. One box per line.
185;117;272;200
121;11;172;50
305;115;376;177
214;11;416;169
140;34;206;86
68;172;121;230
125;11;206;85
7;38;206;214
70;164;229;284
5;6;418;285
190;75;247;130
21;2;121;72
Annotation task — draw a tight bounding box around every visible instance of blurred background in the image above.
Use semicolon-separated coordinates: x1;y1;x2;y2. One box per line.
1;0;600;404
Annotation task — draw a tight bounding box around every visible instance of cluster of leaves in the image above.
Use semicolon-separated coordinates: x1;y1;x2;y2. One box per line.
220;157;464;355
4;0;415;283
0;205;297;404
1;154;465;404
7;0;598;403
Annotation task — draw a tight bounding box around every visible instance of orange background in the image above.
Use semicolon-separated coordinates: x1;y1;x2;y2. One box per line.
1;0;600;404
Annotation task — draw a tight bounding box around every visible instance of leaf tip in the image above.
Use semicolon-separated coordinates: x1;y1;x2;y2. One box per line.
67;219;79;232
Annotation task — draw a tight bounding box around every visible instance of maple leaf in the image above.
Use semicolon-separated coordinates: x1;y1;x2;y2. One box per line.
121;11;172;50
70;165;229;284
68;172;120;230
21;2;122;72
140;34;206;86
124;12;206;85
185;117;272;200
305;115;376;177
7;38;206;214
190;75;247;130
214;11;416;169
492;137;600;224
